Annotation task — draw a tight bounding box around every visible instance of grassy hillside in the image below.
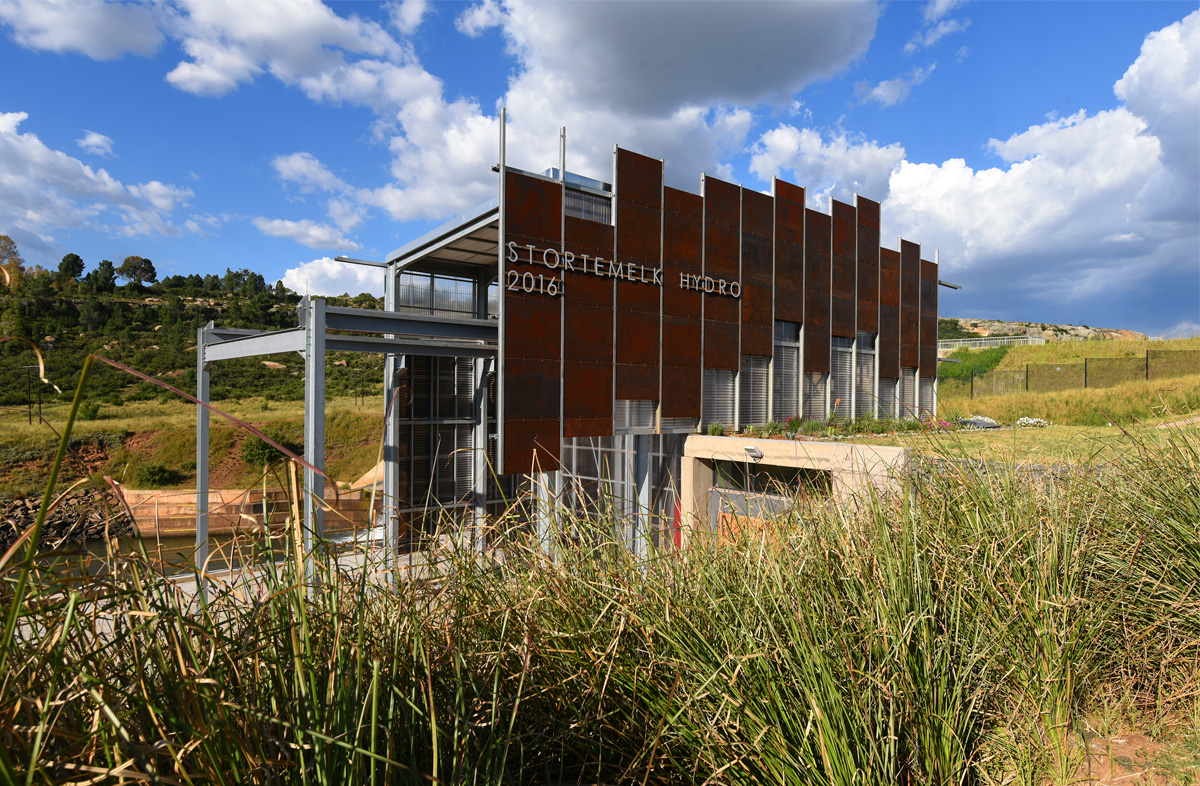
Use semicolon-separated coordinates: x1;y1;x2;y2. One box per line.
995;336;1199;369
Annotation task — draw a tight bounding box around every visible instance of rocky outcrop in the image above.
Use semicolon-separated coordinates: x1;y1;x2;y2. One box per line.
0;489;134;550
947;318;1146;342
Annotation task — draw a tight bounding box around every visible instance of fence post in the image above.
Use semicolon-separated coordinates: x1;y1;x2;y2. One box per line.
970;370;974;399
1025;364;1029;392
1145;352;1150;381
1084;358;1088;388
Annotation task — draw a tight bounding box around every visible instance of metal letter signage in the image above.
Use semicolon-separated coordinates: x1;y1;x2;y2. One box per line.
507;240;727;297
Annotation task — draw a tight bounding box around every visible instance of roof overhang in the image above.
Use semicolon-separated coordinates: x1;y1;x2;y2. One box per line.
386;197;499;282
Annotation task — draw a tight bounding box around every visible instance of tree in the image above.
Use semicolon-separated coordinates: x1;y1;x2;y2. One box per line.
116;255;157;286
0;234;25;291
86;260;117;293
58;253;84;281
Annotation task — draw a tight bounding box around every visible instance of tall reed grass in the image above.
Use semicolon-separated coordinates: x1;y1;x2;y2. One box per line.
2;345;1198;783
3;423;1198;784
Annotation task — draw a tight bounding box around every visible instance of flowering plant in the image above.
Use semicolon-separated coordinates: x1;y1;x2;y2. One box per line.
1016;416;1051;428
967;414;998;425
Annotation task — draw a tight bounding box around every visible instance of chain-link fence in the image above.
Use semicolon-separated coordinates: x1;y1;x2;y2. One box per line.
960;349;1198;398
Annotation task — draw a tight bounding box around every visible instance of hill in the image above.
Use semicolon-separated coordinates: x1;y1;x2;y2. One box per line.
940;317;1147;342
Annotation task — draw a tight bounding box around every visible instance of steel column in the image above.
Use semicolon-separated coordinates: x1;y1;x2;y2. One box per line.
195;322;212;598
383;263;401;565
472;357;491;553
302;299;326;585
632;433;650;558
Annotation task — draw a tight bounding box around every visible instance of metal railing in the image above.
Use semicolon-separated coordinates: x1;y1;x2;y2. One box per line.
937;335;1047;351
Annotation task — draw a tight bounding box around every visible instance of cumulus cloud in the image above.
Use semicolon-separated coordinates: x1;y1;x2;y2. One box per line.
0;0;162;59
750;125;906;208
923;0;965;24
281;256;384;297
455;0;503;37
388;0;426;35
252;216;360;250
75;130;114;157
745;10;1198;333
0;111;190;257
856;64;935;107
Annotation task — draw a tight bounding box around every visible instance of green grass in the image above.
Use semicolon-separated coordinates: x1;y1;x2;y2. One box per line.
995;336;1199;369
3;359;1199;783
937;345;1010;380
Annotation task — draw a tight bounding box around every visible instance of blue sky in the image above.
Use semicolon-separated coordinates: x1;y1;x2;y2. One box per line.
0;0;1196;335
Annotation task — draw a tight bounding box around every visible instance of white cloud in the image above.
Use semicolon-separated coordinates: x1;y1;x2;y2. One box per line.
252;216;360;250
923;0;965;24
281;256;383;297
388;0;427;35
75;130;114;157
0;0;162;59
749;125;906;207
272;151;349;193
905;18;970;53
856;64;935;107
128;180;193;212
455;0;503;37
0;111;188;257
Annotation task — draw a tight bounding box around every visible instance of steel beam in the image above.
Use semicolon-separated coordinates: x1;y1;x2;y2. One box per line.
323;306;497;341
203;328;305;362
382;263;401;571
302;299;326;587
325;334;495;358
472;357;492;553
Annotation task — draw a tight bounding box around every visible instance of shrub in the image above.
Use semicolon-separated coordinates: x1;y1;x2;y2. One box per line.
241;435;283;468
706;422;726;437
134;461;179;488
800;418;825;436
78;401;101;421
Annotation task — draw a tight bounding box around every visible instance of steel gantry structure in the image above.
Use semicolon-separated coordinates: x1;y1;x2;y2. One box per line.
194;264;499;586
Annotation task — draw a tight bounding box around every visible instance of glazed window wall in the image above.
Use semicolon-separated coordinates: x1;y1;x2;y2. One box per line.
772;321;801;423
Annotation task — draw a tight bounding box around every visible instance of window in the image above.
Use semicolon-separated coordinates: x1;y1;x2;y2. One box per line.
772;321;801;422
739;355;770;427
702;368;735;428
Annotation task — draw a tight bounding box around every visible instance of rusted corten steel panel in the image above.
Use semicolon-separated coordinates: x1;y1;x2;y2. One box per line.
616;363;658;400
832;200;856;259
563;217;614;308
704;175;740;229
616;200;662;261
615;308;659;366
743;189;773;238
562;361;612;423
857;264;879;307
880;246;901;272
740;279;772;355
901;274;919;310
502;417;559;473
506;171;561;242
805;249;831;334
563;303;613;363
704;223;739;279
805;209;831;254
614;153;663;402
832;255;856;301
662;188;703;419
775;195;805;247
900;239;920;278
775;282;804;323
900;307;919;346
856;196;880;229
919;314;937;374
776;178;806;206
900;343;919;369
741;229;772;281
880;266;901;307
502;358;559;418
662;364;702;417
831;295;856;338
857;292;879;333
704;320;739;371
805;331;831;373
617;148;663;210
920;278;938;316
564;417;612;439
878;338;900;379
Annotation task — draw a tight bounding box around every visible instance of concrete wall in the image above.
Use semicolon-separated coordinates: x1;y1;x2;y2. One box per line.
679;435;908;538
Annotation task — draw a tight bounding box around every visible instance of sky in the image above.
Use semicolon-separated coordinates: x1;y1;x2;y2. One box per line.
0;0;1197;336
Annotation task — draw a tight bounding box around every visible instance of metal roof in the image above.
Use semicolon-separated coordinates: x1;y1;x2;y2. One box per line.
387;196;499;279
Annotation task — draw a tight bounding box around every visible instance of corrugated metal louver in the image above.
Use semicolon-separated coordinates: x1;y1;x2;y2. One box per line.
878;378;898;419
702;369;735;428
855;332;876;418
831;337;854;420
919;377;935;420
614;400;656;431
803;372;828;421
900;367;917;419
565;188;612;224
739;355;770;427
